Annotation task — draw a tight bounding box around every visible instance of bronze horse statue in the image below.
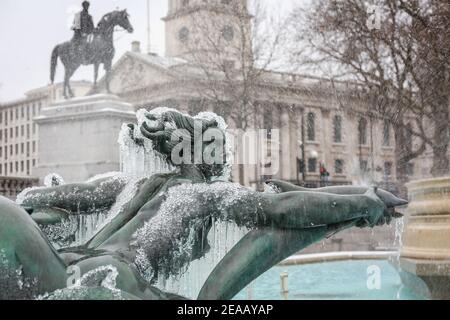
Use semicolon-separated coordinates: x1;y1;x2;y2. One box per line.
50;10;134;99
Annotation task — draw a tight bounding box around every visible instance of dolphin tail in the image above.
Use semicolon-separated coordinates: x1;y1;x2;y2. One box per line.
197;227;328;300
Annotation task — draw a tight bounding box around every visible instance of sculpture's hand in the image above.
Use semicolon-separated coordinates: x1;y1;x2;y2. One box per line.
18;175;127;221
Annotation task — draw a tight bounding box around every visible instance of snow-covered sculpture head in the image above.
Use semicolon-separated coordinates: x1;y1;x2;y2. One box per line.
119;108;231;181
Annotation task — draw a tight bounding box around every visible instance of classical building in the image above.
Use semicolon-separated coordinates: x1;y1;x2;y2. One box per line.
92;0;426;193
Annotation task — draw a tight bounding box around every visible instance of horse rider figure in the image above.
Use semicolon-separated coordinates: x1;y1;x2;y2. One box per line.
72;1;95;63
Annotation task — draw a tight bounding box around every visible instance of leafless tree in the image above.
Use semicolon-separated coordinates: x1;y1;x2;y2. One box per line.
289;0;450;181
178;0;289;182
179;1;288;128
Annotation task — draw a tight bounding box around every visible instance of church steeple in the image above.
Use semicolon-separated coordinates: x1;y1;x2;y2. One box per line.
163;0;251;64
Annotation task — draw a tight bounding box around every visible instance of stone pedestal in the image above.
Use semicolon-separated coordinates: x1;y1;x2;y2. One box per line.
35;94;136;183
400;177;450;299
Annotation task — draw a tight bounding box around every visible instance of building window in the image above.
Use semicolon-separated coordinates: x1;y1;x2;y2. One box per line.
333;115;342;143
21;143;24;154
335;159;344;174
4;164;7;176
26;106;30;121
21;161;24;172
308;158;317;173
15;126;18;137
358;118;368;145
32;141;36;153
307;112;316;141
27;124;30;139
10;145;13;156
384;161;393;177
27;142;30;156
360;160;368;172
0;147;2;158
33;123;36;135
9;163;12;174
21;125;24;137
26;160;30;175
178;27;189;42
264;111;273;140
383;120;390;146
406;162;414;176
221;26;234;41
15;144;18;155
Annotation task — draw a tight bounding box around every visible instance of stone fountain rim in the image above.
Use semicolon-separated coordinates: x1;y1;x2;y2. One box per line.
406;176;450;191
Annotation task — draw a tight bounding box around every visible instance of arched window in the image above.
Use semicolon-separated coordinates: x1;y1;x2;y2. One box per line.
358;118;368;145
307;112;315;141
383;120;390;146
333;115;342;143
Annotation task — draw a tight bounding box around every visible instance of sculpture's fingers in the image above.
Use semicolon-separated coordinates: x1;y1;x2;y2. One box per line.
197;227;328;300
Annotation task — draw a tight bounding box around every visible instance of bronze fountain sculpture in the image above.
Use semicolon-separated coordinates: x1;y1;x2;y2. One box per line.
0;108;407;300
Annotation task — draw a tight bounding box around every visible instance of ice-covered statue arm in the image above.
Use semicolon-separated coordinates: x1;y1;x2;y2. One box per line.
198;187;401;300
18;175;128;218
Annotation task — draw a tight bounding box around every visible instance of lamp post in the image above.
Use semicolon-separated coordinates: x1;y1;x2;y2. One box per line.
300;108;306;184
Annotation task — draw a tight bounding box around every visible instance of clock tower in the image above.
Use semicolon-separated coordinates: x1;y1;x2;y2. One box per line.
163;0;252;66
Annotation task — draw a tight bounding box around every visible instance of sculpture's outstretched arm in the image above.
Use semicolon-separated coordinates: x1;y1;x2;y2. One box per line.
266;180;408;209
20;176;127;217
199;187;401;300
259;188;386;229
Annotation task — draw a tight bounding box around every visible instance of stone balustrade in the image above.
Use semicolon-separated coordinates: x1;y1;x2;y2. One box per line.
0;176;39;200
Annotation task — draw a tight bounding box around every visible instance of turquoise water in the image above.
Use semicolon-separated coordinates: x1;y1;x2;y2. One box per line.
234;260;425;300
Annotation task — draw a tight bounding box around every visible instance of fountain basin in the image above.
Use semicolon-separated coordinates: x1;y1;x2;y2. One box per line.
235;259;424;300
400;177;450;299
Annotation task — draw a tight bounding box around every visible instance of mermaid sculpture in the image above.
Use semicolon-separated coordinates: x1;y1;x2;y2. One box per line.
0;108;407;300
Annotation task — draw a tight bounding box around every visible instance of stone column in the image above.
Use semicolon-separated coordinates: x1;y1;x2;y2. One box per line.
400;177;450;299
280;107;291;181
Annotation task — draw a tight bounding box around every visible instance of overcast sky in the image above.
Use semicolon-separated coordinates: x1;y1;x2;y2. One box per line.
0;0;296;101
